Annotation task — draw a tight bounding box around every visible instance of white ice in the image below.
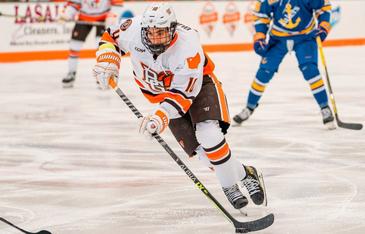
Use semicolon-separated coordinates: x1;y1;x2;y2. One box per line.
0;46;364;234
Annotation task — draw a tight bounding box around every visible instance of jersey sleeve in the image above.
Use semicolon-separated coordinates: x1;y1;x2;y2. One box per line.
98;17;137;56
159;36;205;120
309;0;332;32
252;0;272;39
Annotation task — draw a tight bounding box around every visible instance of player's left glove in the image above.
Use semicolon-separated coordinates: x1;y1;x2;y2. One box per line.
310;22;331;42
139;108;169;136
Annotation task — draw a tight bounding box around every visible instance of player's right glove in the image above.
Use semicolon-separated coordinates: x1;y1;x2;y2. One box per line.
139;108;169;136
93;43;121;89
310;21;331;42
253;32;269;57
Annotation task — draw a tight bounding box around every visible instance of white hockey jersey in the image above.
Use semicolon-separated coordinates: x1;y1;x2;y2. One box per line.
101;16;215;119
64;0;123;22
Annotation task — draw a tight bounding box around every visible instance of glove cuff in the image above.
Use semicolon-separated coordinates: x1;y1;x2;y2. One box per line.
152;108;169;134
319;21;331;34
253;32;266;42
96;48;121;69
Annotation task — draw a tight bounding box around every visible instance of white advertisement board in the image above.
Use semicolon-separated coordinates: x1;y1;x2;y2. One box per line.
0;1;364;61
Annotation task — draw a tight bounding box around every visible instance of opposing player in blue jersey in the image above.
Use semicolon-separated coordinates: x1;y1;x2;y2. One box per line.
233;0;335;129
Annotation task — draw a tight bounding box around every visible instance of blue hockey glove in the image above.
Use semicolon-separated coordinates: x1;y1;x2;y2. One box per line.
254;39;269;57
310;22;331;42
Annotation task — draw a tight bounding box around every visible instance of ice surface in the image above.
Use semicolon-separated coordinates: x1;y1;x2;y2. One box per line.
0;46;364;234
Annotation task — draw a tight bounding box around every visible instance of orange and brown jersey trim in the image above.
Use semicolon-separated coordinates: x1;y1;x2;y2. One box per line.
111;0;124;7
66;0;81;11
139;88;194;116
203;53;215;75
78;10;110;22
203;138;231;165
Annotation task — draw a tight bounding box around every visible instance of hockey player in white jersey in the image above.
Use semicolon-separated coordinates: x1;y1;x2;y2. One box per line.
93;3;266;209
60;0;123;88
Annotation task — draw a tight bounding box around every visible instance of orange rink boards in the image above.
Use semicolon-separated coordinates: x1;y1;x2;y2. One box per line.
0;38;364;63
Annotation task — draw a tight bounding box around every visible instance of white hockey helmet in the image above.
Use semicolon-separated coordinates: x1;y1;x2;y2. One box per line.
141;3;178;55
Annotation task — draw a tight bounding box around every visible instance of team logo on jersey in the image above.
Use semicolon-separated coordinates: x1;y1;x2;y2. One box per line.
120;19;132;31
140;63;173;91
222;2;240;37
278;3;301;29
199;2;218;37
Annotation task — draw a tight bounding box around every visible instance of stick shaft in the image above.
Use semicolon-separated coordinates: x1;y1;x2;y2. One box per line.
108;79;237;225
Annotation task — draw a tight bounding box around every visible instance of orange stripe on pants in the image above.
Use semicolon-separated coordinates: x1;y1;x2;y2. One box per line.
209;73;230;123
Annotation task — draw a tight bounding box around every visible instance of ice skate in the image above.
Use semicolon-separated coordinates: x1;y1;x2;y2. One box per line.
233;108;252;125
222;184;248;209
62;71;76;88
241;165;266;206
321;106;336;130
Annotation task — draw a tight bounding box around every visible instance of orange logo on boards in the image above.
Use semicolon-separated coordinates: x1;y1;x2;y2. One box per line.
243;1;256;35
222;2;240;37
199;2;218;37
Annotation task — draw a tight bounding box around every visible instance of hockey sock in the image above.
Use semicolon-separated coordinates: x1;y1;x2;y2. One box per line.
306;75;329;108
67;39;83;73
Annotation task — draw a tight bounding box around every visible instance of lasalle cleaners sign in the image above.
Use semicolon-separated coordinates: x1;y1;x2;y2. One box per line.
7;3;73;50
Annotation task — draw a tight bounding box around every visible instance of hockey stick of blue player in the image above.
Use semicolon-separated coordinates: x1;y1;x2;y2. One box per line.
108;78;274;233
316;37;363;130
0;217;51;234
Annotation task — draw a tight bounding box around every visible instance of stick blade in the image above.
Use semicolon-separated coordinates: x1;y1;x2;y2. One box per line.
234;213;274;233
337;120;363;130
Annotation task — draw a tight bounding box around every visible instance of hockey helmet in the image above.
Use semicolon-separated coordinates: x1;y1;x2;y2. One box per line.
141;3;178;55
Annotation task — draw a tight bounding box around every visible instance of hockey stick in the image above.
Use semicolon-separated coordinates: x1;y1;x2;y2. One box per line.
316;37;363;130
108;79;274;233
0;217;51;234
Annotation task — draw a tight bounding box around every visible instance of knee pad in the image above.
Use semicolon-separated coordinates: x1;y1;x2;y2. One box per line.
299;62;320;81
195;120;224;148
256;68;275;84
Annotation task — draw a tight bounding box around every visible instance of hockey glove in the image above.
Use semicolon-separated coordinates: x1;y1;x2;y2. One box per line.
310;22;331;42
93;43;121;90
139;108;169;136
253;33;269;57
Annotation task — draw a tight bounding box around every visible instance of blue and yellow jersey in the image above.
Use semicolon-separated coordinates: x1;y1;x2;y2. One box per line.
252;0;332;40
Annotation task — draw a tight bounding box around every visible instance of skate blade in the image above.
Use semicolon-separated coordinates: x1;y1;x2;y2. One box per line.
231;121;243;127
258;172;268;207
62;82;74;88
239;205;269;217
325;121;336;130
